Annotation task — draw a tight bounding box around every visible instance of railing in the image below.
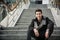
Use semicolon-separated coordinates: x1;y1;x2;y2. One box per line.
47;0;60;15
51;0;60;15
0;6;3;22
0;4;7;22
0;0;30;27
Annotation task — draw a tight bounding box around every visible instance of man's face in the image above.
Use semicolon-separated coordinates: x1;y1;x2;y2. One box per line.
35;11;42;20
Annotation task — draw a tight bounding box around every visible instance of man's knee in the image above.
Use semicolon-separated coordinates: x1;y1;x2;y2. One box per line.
27;30;33;40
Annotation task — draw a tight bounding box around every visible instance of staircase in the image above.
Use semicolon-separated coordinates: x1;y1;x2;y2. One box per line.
0;3;60;40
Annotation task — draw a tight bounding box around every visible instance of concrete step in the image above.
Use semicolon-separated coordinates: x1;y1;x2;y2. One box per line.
16;9;55;24
0;35;60;40
17;20;31;23
0;25;57;30
17;18;32;22
0;31;60;37
54;27;60;30
0;34;35;40
0;26;28;30
0;31;60;40
16;23;30;25
0;28;60;36
0;30;27;34
29;4;47;8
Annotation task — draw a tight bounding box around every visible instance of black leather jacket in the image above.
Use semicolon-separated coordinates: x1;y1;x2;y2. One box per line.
29;16;54;37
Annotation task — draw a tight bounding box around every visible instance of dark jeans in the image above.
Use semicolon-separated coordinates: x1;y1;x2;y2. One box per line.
27;29;48;40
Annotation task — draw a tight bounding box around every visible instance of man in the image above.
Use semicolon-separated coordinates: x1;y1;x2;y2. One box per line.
27;9;54;40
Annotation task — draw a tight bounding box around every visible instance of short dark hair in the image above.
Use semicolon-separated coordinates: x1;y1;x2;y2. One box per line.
35;9;42;14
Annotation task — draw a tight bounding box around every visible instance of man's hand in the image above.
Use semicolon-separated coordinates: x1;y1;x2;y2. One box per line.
45;29;49;39
33;28;39;37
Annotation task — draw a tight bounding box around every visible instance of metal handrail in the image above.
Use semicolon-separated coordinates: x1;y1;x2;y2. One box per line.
7;1;23;26
0;0;29;27
8;1;22;15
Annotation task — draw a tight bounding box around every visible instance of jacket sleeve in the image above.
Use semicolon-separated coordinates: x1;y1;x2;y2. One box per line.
28;19;34;31
46;17;54;37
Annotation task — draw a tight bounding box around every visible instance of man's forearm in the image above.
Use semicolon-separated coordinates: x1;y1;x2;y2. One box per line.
45;29;49;39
